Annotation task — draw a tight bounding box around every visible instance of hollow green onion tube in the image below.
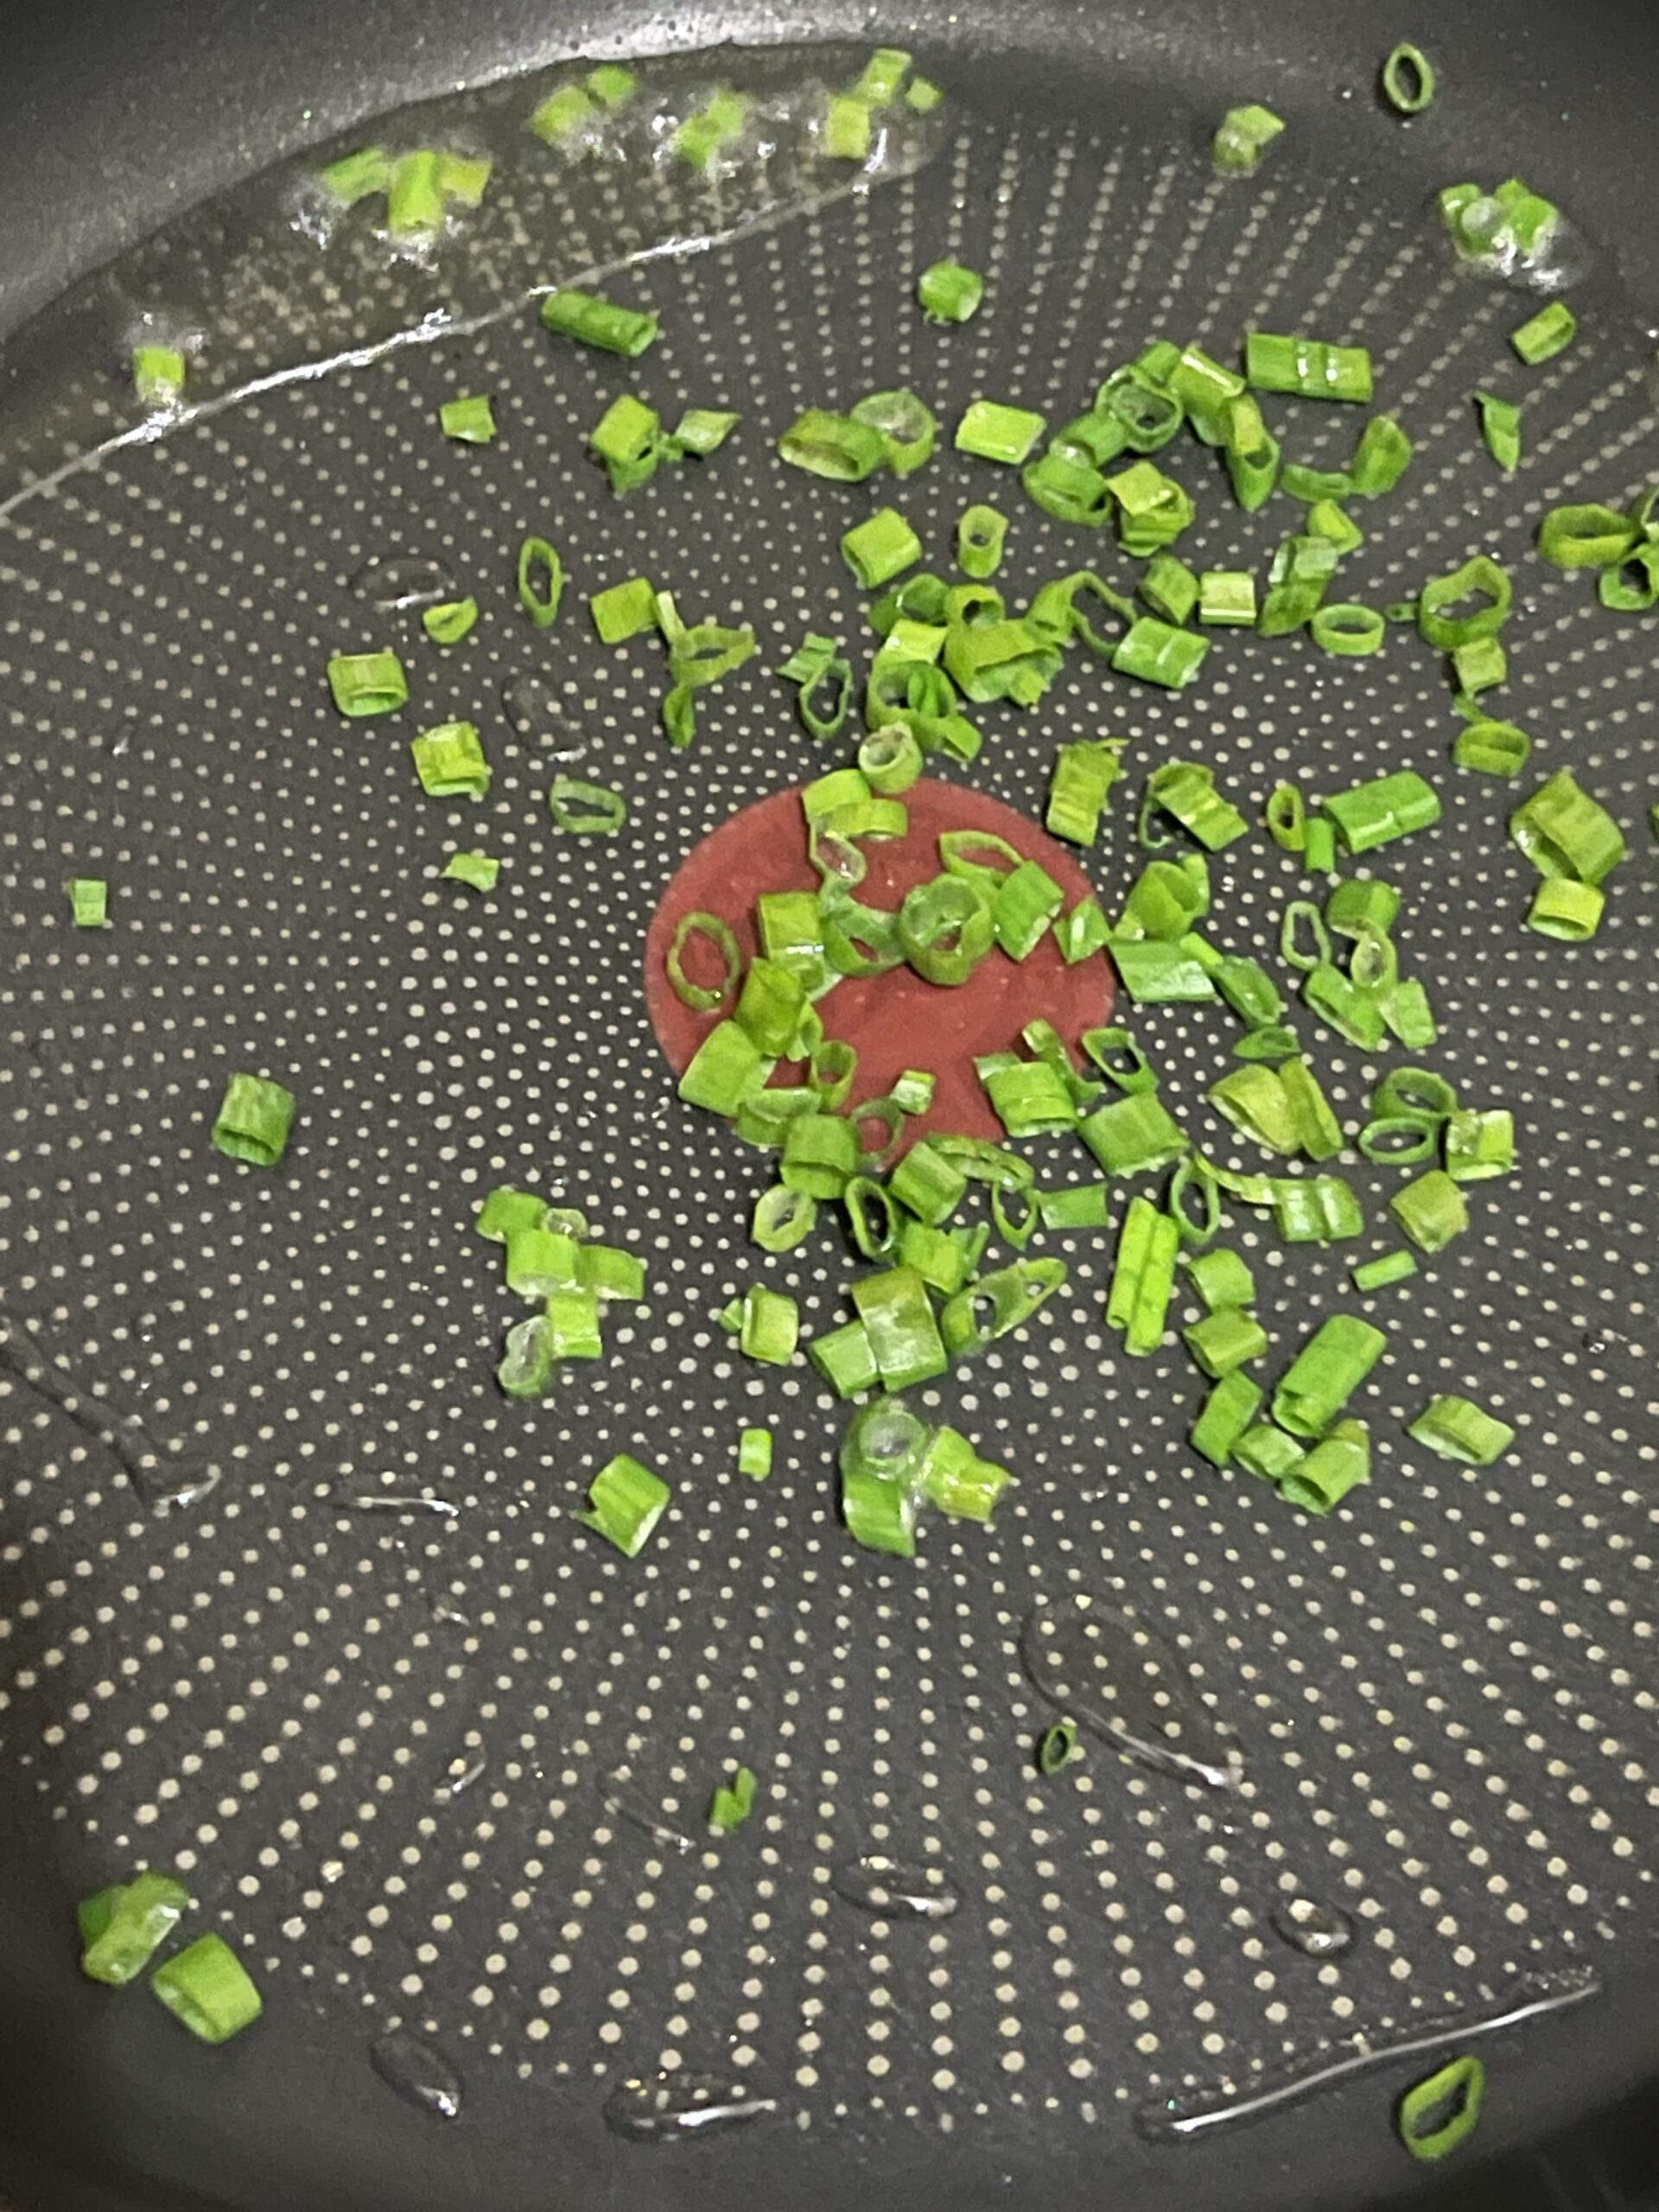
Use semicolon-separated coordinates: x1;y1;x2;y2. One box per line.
1397;2055;1485;2164
1112;617;1209;689
957;504;1008;578
213;1073;296;1168
1528;878;1605;940
842;1467;918;1554
517;536;563;627
1381;42;1435;113
1232;1423;1306;1483
319;144;392;203
440;392;497;444
842;507;923;588
978;1057;1077;1138
1417;555;1512;648
1141;551;1199;625
81;1871;190;1986
1270;1175;1363;1241
751;1184;816;1255
899;874;994;985
667;912;741;1013
993;859;1065;959
68;878;108;928
916;1425;1014;1522
1078;1090;1187;1175
781;1112;859;1199
890;1137;968;1226
1143;761;1249;851
917;258;982;323
327;650;408;718
149;1936;263;2044
1510;769;1626;884
852;1265;949;1390
779;408;888;480
1445;1108;1514;1182
844;1178;902;1263
1185;1247;1256;1313
1191;1370;1263;1465
1184;1307;1269;1379
442;849;499;893
1272;1314;1386;1436
809;1318;879;1398
1351;1249;1418;1294
423;597;480;645
1537;504;1638;569
1407;1394;1516;1466
1280;1418;1370;1515
1168;1153;1224;1244
132;344;187;410
549;776;626;834
1325;770;1441;854
738;1427;772;1480
539;288;659;356
849;388;938;476
1453;719;1531;777
580;1452;671;1555
677;1020;764;1116
1310;603;1385;656
737;1285;798;1365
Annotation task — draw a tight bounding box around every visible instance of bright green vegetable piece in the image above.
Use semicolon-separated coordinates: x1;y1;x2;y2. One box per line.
81;1871;190;1986
327;650;408;718
213;1072;296;1168
1408;1394;1516;1466
149;1936;263;2044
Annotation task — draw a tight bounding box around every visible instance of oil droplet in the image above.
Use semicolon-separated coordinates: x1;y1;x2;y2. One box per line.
1270;1897;1354;1958
604;2069;777;2141
347;1491;459;1518
832;1853;960;1920
601;1767;696;1854
353;556;455;609
429;1595;472;1627
370;2029;464;2120
500;673;588;760
1020;1593;1243;1790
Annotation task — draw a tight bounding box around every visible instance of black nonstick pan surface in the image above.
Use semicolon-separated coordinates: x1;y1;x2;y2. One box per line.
0;3;1657;2209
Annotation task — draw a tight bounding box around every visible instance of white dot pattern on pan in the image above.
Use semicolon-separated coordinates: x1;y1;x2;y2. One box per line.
0;79;1656;2144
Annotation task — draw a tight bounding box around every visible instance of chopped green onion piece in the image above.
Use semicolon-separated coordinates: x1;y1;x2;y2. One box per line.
738;1426;773;1481
842;507;923;588
1357;1113;1438;1165
327;649;407;719
1474;388;1521;474
539;288;658;356
1185;1247;1255;1311
1390;1167;1469;1252
476;1187;548;1243
591;393;660;476
1234;1025;1300;1062
320;145;392;204
890;1138;969;1226
1021;448;1112;524
78;1885;127;1948
810;1038;859;1110
782;1111;860;1198
1109;936;1217;1002
1197;569;1256;626
752;1183;817;1255
852;1265;949;1391
213;1072;296;1168
439;393;496;445
1221;393;1281;509
1309;602;1386;656
851;45;912;103
1325;770;1441;854
1245;332;1373;404
1054;897;1112;965
1511;302;1577;365
1528;878;1605;940
132;344;187;410
737;1285;798;1366
955;399;1046;466
1302;817;1338;874
1143;760;1249;850
887;1069;935;1117
899;874;995;986
1233;1423;1306;1483
1452;635;1508;699
1381;42;1435;113
1271;1174;1364;1243
1351;1248;1419;1294
1510;769;1626;884
709;1764;758;1831
1398;2055;1485;2164
842;1468;917;1554
149;1935;262;2044
666;912;741;1014
858;722;923;793
531;85;597;143
1272;1313;1385;1437
435;151;492;209
576;1243;646;1301
545;1285;602;1360
1417;554;1512;649
906;73;944;112
1105;1196;1180;1355
1105;459;1195;555
978;1056;1077;1139
67;876;108;929
586;63;638;108
442;849;499;893
516;536;563;628
823;92;874;160
1141;551;1200;626
1078;1090;1187;1176
917;258;983;323
1445;1108;1514;1182
678;1020;764;1116
1599;542;1659;612
385;150;445;238
1212;104;1284;175
1280;899;1332;973
671;407;740;459
1452;718;1531;777
422;597;479;646
810;1317;880;1398
1265;785;1307;852
1538;502;1637;569
1213;956;1285;1031
957;504;1008;579
1036;1182;1112;1230
1441;177;1560;268
672;88;751;170
1168;346;1247;443
900;1219;971;1294
579;1452;671;1555
1408;1393;1516;1466
849;388;938;476
1349;414;1413;495
81;1870;190;1986
1191;1370;1264;1465
547;774;626;835
940;1258;1066;1361
1281;1418;1370;1514
1111;617;1209;689
1184;1306;1269;1379
992;859;1065;960
586;577;656;648
1037;1719;1078;1774
1209;1065;1301;1156
918;1427;1014;1522
1304;961;1386;1050
1373;1065;1458;1119
779;408;889;481
734;956;807;1055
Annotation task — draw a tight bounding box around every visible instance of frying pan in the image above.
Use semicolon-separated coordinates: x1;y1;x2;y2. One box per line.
0;0;1657;2207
